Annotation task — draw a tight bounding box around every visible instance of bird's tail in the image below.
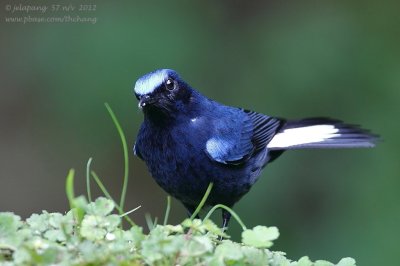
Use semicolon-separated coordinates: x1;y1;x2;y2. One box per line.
267;118;379;150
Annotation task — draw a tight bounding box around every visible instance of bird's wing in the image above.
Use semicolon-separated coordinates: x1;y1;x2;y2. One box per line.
244;110;284;152
205;109;283;165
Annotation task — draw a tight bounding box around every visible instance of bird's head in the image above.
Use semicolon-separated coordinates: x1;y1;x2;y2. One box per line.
134;69;193;120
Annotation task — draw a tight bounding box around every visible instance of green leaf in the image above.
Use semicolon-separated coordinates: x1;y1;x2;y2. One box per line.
125;226;145;246
77;240;99;261
297;256;313;266
12;248;31;264
267;250;290;266
337;257;356;266
242;226;279;248
27;212;51;235
214;240;243;261
80;215;107;241
0;212;23;248
47;213;64;229
0;197;357;265
80;213;121;240
65;169;75;210
315;260;334;266
182;218;207;235
163;224;184;234
182;236;213;257
202;219;229;238
104;215;121;231
242;246;268;266
34;247;61;264
207;257;225;266
44;229;65;242
141;226;184;264
72;196;88;222
86;197;115;216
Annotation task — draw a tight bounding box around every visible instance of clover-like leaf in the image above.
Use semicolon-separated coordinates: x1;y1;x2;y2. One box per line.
141;226;183;264
183;236;213;257
214;240;243;261
163;224;184;234
44;229;66;242
26;212;50;234
0;196;357;265
103;214;121;231
80;215;107;241
86;197;115;216
266;250;289;266
314;260;334;266
296;256;313;266
12;248;31;264
124;226;145;246
337;257;356;266
242;226;279;248
0;212;23;247
242;246;268;266
202;219;229;238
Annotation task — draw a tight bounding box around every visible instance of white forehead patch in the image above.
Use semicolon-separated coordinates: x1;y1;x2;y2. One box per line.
134;69;169;95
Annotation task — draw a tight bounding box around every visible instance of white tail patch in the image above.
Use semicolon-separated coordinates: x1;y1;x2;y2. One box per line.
267;125;340;149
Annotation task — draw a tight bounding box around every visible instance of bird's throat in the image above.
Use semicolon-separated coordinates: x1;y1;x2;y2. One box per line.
143;106;175;126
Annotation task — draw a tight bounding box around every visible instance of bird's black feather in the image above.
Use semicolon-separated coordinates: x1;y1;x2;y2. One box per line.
244;109;284;152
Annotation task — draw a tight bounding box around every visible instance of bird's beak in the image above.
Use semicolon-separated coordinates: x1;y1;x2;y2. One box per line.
138;95;156;109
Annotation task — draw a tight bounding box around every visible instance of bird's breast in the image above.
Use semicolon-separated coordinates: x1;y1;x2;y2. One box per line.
136;120;214;203
136;114;258;207
137;119;209;169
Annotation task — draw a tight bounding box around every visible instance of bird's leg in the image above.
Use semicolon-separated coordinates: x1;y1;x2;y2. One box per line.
219;209;231;240
222;209;232;229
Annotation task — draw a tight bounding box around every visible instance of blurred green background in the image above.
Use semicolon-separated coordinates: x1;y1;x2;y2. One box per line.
1;0;399;264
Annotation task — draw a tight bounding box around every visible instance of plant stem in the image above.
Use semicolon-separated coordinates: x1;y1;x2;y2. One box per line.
190;183;213;220
86;157;93;202
91;170;136;227
203;204;247;230
104;103;129;212
163;196;171;225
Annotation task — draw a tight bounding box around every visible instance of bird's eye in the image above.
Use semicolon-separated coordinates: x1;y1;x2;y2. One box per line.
165;78;174;91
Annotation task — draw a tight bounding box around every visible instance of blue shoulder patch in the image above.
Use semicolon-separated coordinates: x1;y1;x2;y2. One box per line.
203;107;257;165
205;137;235;164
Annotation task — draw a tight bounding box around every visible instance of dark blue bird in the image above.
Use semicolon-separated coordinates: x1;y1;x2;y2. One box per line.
133;69;377;229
